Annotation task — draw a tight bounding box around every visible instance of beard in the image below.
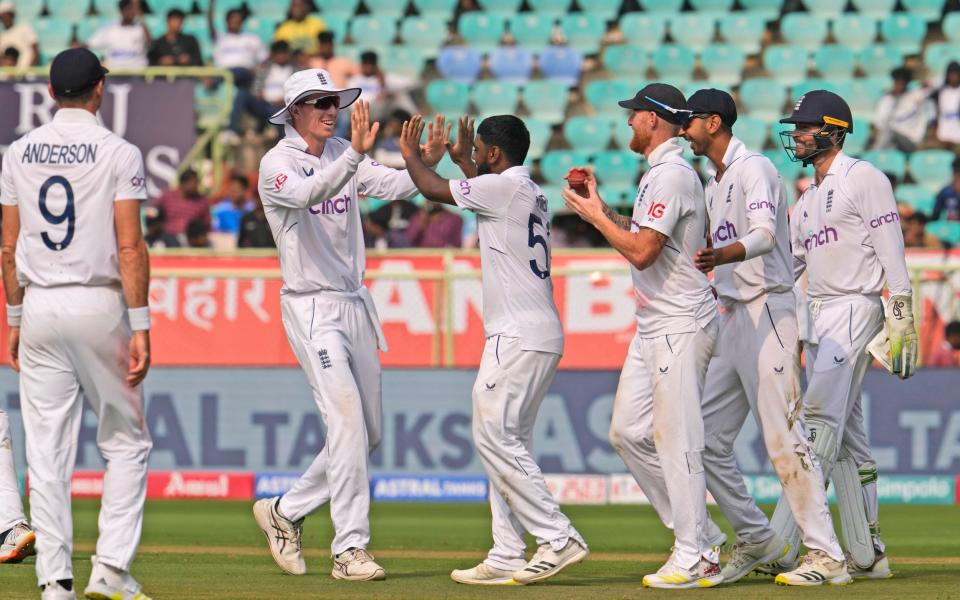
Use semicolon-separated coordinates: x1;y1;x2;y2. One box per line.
477;162;491;176
628;130;644;153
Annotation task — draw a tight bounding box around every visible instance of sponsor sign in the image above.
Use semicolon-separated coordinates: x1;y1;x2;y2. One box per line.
743;475;956;505
254;472;301;500
544;474;608;505
146;471;253;500
370;475;488;502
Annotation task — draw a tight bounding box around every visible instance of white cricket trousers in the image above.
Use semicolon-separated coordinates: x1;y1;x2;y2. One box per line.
276;287;384;556
19;285;151;586
701;291;842;559
472;336;586;571
0;409;27;532
609;318;718;569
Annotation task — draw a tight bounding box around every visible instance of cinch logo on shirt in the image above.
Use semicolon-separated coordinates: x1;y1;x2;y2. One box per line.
804;225;839;251
748;200;774;212
309;194;352;215
869;211;899;228
712;220;738;244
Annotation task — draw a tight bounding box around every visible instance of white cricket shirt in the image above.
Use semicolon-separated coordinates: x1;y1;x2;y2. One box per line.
88;22;148;68
791;151;912;299
704;136;794;305
449;166;564;355
0;108;147;288
213;32;267;70
258;126;418;293
630;138;717;336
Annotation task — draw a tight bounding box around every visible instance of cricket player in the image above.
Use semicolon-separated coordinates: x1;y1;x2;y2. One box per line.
0;413;35;565
251;69;446;581
0;48;153;600
563;84;722;589
679;89;847;585
761;90;916;584
397;114;588;585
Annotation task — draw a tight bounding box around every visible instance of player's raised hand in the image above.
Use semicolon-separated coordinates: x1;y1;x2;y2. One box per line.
398;115;427;161
447;115;475;165
350;100;380;155
421;114;448;167
127;330;151;387
8;327;19;373
561;169;605;226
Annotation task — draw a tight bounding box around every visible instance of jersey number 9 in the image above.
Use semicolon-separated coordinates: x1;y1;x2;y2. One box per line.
39;176;75;251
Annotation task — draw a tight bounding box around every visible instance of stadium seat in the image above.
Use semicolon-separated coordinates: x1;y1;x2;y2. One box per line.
379;46;426;79
247;0;288;20
651;44;696;83
593;150;642;187
880;13;927;55
476;0;523;17
851;0;897;19
412;0;458;18
613;119;635;149
509;13;555;52
700;43;746;86
425;80;471;114
435;46;483;83
528;0;571;17
560;14;607;55
619;14;667;52
35;19;73;49
738;78;787;122
243;17;280;46
540;150;592;185
591;0;624;21
738;0;781;21
717;14;767;54
77;16;109;42
842;78;887;122
522;80;569;123
151;0;192;13
458;12;506;53
15;0;45;19
733;116;769;151
803;0;844;17
813;45;856;80
143;14;164;38
349;16;396;51
537;46;584;87
791;78;842;97
400;17;449;57
535;184;563;214
902;0;946;22
857;44;904;78
764;149;804;182
682;82;733;100
945;12;960;44
862;150;908;180
489;46;534;84
602;45;648;78
840;123;869;155
668;14;716;53
599;185;631;208
926;221;960;245
45;0;89;20
315;0;361;17
689;0;735;16
471;80;521;118
896;184;935;214
638;0;683;13
909;150;955;192
585;79;635;118
523;117;553;159
829;15;878;52
924;43;960;78
763;45;810;86
563;116;613;154
321;15;349;44
780;14;829;52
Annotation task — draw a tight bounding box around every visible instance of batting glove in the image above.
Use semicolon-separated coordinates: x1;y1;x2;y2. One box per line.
885;294;917;379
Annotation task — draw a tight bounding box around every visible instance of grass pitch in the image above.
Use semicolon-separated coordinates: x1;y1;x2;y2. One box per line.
5;500;960;599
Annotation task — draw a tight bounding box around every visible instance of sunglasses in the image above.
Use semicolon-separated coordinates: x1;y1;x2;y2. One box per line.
300;95;340;110
683;113;718;126
644;95;692;117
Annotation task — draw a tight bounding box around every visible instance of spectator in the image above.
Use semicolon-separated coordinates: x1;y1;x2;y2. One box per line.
274;0;326;55
0;46;17;67
927;321;960;367
151;169;211;240
0;2;38;67
407;203;464;248
88;0;151;69
871;67;934;152
933;157;960;222
238;196;276;248
147;8;202;66
901;212;943;249
143;206;182;249
254;40;297;110
346;50;418;121
212;175;255;235
186;218;211;248
366;198;420;248
308;31;358;87
933;61;960;147
372;109;411;169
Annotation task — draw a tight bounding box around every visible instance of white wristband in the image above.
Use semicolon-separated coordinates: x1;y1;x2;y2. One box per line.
6;304;22;328
128;306;151;331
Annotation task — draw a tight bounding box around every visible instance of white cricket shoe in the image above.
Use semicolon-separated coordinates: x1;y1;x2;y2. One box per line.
512;539;589;584
253;497;306;575
0;521;36;563
41;581;76;600
721;535;787;584
451;562;520;585
643;556;724;589
84;556;151;600
332;548;386;581
774;550;852;586
847;552;893;579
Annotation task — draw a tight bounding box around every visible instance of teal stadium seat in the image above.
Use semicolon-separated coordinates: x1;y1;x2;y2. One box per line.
700;43;746;86
851;0;897;19
350;16;397;51
602;45;648;78
841;78;886;122
593;150;642;187
598;185;631;208
412;0;459;18
813;45;856;80
668;14;716;53
738;78;787;122
902;0;946;22
585;79;635;118
379;46;426;78
763;45;810;86
792;79;842;97
471;81;521;118
944;12;960;44
400;17;449;58
764;149;803;182
909;150;955;191
458;12;506;53
315;0;361;17
924;43;960;78
926;221;960;245
528;0;570;17
651;44;696;83
780;14;829;52
564;116;613;154
638;0;683;13
839;123;869;155
249;0;291;20
857;44;904;77
591;0;624;21
718;14;766;54
540;150;592;185
862;150;907;180
738;0;782;21
322;16;349;44
477;0;523;17
880;13;926;55
522;80;569;123
803;0;844;17
689;0;735;17
143;15;164;38
683;82;733;100
243;17;280;46
426;80;471;114
613;119;635;149
829;15;878;52
15;0;45;19
539;185;567;215
509;13;555;52
77;16;109;43
151;0;193;13
35;19;73;50
523;118;552;160
46;0;90;20
896;184;935;214
619;14;667;52
561;14;607;55
733;116;769;151
364;0;408;19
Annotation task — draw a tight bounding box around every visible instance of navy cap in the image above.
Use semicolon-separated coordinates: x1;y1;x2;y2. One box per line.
50;48;109;97
780;89;854;134
618;82;689;125
686;88;737;127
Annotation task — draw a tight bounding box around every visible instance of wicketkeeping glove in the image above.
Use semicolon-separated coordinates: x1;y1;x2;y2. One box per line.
885;294;917;379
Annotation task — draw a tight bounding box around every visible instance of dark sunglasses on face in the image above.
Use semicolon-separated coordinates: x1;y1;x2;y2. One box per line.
300;95;340;110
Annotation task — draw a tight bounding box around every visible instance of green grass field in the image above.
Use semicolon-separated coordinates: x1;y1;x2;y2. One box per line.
5;501;960;599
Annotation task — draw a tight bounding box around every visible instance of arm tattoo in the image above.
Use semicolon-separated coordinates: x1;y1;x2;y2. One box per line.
602;203;632;230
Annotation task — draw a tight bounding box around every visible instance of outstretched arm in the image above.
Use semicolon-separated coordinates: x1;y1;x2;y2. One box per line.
399;115;456;205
